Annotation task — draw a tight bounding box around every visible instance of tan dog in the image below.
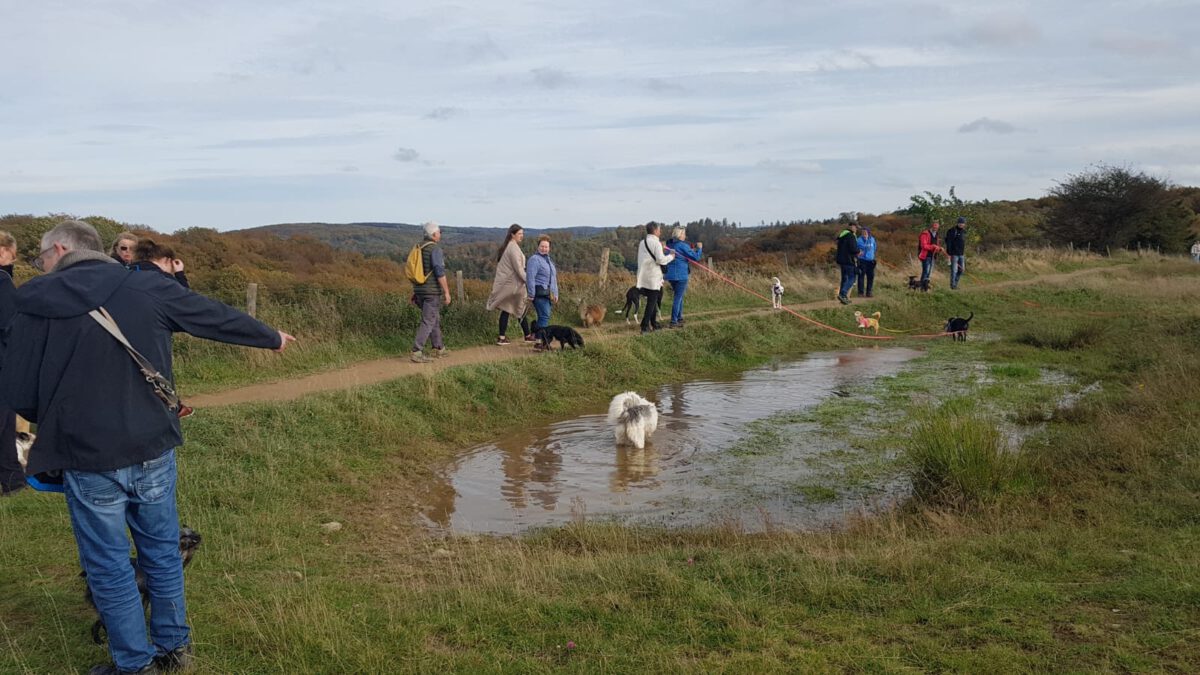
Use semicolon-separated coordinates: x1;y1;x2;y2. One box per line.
579;303;607;328
854;311;881;335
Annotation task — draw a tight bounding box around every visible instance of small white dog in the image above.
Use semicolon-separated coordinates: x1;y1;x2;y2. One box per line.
15;431;35;469
606;391;659;450
771;277;784;309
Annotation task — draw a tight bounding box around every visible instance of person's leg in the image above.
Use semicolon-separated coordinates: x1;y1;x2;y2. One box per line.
949;255;960;289
429;297;444;350
0;410;23;495
639;289;652;331
839;265;855;298
413;296;435;352
856;263;866;296
651;289;663;329
534;297;551;329
669;280;685;324
65;468;158;672
864;261;875;296
920;256;933;283
519;315;531;338
499;311;510;337
125;451;190;657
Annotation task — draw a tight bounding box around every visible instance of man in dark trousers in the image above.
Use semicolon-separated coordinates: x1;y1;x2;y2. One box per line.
945;216;967;290
0;220;295;675
835;222;860;305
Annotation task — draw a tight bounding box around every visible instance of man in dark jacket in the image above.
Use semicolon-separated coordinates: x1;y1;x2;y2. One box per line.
0;220;294;675
835;223;860;304
944;216;967;289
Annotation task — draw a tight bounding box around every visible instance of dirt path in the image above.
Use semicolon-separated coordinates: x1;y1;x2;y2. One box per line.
186;265;1112;408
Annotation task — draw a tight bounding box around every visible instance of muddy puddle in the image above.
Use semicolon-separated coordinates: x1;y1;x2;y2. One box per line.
419;348;923;535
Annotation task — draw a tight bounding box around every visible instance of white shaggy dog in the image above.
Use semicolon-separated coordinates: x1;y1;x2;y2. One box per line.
606;392;659;450
15;431;35;470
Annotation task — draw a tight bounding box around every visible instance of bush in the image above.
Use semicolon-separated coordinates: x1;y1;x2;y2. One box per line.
906;413;1024;507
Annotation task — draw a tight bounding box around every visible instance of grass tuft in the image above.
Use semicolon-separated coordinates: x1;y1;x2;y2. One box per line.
906;412;1027;507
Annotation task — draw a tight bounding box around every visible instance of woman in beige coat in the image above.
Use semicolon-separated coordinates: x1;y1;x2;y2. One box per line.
486;224;534;345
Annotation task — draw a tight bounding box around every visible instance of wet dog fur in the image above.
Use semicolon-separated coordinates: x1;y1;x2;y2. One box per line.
606;392;659;450
84;527;202;644
944;312;973;341
536;325;585;350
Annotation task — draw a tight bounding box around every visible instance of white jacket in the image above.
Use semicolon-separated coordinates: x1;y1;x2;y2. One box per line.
636;234;676;291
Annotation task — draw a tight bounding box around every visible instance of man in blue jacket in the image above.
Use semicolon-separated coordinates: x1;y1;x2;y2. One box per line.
0;220;294;675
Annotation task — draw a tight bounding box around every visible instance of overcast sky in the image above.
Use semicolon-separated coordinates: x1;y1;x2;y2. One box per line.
1;0;1197;232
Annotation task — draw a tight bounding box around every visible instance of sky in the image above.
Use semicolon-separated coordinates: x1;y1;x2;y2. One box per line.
1;0;1197;232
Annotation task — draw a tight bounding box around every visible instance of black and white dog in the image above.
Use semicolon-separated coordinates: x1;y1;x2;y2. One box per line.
606;392;659;450
84;527;203;644
536;325;585;350
615;286;641;324
944;312;974;341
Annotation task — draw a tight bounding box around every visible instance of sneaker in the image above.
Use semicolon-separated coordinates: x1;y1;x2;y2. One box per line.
433;347;449;358
496;336;511;346
668;322;681;329
523;334;537;343
838;295;850;305
155;645;194;672
410;351;432;363
89;664;159;675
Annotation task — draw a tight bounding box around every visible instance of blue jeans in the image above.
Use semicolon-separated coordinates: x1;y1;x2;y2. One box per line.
949;255;964;289
920;256;935;283
533;296;552;329
65;450;189;672
838;264;857;298
668;278;688;324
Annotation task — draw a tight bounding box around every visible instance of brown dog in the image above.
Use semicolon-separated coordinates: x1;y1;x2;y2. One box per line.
579;303;607;328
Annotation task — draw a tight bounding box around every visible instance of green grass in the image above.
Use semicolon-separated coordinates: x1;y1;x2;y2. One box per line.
4;254;1200;673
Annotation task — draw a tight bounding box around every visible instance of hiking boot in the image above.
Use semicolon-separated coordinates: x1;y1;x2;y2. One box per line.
410;351;432;363
433;347;449;358
89;663;159;675
155;645;194;672
838;295;850;305
496;336;511;346
668;322;681;329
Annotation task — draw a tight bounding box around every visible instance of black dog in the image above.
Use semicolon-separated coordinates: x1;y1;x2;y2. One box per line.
84;527;202;644
907;275;930;292
944;312;974;341
616;286;641;323
536;325;585;350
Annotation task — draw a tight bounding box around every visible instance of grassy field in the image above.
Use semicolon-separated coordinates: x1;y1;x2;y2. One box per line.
2;250;1199;673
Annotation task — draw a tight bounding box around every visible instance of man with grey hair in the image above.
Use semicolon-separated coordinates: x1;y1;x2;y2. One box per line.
3;219;294;674
410;221;452;363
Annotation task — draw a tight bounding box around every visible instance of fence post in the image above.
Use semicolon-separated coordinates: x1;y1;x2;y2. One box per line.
246;283;258;318
783;252;789;271
455;270;465;304
598;247;610;285
707;257;715;271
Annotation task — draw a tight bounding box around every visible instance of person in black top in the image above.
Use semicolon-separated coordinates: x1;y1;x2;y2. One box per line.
0;229;21;494
835;223;860;305
129;238;189;288
945;217;967;290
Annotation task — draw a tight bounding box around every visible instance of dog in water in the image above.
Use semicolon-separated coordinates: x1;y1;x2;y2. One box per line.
907;275;930;292
615;286;641;324
536;325;585;351
578;302;607;328
607;391;659;450
15;431;35;470
944;312;973;341
854;310;882;335
84;527;202;644
771;277;784;309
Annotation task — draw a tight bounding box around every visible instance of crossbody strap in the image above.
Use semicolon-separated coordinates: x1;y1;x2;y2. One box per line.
88;307;181;411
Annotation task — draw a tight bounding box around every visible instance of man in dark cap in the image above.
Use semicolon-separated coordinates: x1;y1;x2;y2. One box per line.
945;216;967;290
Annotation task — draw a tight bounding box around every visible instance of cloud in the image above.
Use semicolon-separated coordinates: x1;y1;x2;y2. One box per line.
1090;35;1179;58
205;131;380;149
531;67;573;89
424;107;461;120
966;15;1042;46
645;78;688;94
393;147;421;162
756;159;823;174
958;117;1018;134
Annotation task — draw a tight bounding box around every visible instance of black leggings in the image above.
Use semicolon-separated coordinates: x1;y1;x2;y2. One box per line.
639;288;663;330
499;311;530;337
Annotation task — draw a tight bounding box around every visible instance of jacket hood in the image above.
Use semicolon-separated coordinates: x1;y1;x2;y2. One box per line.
16;251;126;319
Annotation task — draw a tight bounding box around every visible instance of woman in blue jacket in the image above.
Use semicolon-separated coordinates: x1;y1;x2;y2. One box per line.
663;226;703;328
856;226;877;298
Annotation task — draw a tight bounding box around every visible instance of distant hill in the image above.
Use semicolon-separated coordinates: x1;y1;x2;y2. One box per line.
242;221;612;258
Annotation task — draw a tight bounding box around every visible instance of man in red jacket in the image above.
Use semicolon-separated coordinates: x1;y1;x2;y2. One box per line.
918;221;944;285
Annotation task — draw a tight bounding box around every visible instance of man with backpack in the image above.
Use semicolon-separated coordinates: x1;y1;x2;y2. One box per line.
0;219;293;674
407;221;452;363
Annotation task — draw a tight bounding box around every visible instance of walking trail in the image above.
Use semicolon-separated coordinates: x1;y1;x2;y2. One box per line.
186;266;1111;408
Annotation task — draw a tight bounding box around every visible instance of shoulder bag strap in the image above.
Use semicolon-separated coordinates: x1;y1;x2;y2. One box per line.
88;307;181;411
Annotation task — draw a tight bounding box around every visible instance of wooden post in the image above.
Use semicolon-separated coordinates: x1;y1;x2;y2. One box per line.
246;283;258;318
455;270;465;304
598;247;610;285
783;252;789;271
707;257;715;270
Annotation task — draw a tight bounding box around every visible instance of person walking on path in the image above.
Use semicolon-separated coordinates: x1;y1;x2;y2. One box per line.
663;226;702;328
855;226;877;297
487;224;534;345
945;217;967;290
525;235;559;350
835;222;860;305
0;219;293;675
411;221;452;363
918;221;943;285
636;222;676;333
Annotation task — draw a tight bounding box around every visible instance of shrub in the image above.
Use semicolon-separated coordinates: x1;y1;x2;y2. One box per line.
906;413;1024;507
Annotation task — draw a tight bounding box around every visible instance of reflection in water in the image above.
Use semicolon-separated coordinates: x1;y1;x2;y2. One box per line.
418;348;922;534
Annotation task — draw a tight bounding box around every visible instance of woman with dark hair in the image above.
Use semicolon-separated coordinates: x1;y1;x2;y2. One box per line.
0;230;24;494
485;224;533;345
129;238;189;288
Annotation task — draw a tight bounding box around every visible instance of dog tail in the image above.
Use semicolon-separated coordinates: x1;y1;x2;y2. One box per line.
966;311;974;322
871;311;881;319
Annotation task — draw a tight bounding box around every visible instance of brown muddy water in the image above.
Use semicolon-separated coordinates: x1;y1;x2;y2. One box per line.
419;348;923;535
